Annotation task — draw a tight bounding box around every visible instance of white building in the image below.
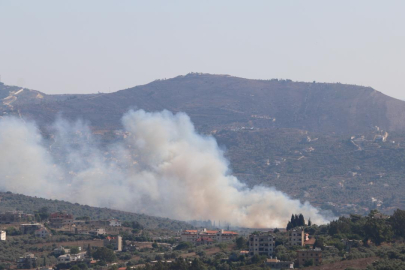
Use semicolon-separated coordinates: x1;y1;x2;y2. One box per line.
57;252;86;264
0;230;6;241
108;219;122;227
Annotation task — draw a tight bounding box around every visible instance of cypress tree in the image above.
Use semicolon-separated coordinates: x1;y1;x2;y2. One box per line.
299;214;305;226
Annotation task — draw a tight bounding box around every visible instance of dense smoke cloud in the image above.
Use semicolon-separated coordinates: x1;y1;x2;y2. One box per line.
0;110;331;227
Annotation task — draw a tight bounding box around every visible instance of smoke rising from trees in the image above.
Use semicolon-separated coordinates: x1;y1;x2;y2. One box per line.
0;110;331;227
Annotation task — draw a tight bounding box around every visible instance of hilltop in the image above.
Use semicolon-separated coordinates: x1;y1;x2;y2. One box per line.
2;74;405;134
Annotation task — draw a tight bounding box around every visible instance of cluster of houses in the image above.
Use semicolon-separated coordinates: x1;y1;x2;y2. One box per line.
0;210;125;240
17;235;124;269
248;228;322;268
180;228;239;245
179;226;322;268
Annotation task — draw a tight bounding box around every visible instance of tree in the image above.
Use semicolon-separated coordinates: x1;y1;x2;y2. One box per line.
313;238;324;249
152;242;158;249
70;247;80;255
190;258;207;270
92;247;117;263
308;219;312;226
298;214;305;226
236;237;247;249
86;244;92;257
328;217;352;235
174;242;192;250
391;209;405;238
77;263;88;270
35;207;49;221
170;258;189;270
364;216;393;245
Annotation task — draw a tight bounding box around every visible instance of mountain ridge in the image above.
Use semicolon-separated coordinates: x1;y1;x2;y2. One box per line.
2;73;404;134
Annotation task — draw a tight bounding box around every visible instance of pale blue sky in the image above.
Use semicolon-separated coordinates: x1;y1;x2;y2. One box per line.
0;0;404;99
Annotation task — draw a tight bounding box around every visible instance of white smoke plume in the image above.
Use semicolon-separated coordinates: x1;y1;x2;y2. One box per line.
0;110;331;227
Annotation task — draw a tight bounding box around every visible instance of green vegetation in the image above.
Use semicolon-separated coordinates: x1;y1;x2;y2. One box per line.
92;247;117;263
0;192;189;230
215;128;405;216
286;213;306;230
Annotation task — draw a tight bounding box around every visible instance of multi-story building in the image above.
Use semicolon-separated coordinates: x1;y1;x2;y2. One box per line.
180;230;199;242
215;229;239;242
297;248;322;266
288;228;304;247
20;223;43;234
248;232;276;257
104;236;122;251
49;212;74;228
0;230;6;241
17;254;37;269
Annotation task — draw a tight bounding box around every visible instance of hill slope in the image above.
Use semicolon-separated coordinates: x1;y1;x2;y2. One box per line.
2;74;405;216
0;192;189;230
3;73;405;134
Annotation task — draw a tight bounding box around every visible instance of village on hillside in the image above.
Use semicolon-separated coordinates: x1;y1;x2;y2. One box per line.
1;207;405;270
0;209;328;270
0;208;370;270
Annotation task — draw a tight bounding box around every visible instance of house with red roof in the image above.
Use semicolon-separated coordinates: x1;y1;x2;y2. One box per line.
196;236;214;246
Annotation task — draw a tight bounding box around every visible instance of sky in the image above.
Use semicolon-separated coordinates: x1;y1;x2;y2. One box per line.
0;0;404;100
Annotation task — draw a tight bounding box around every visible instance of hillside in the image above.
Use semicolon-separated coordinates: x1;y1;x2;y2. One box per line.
215;128;405;215
3;73;405;134
2;74;405;216
0;192;189;230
